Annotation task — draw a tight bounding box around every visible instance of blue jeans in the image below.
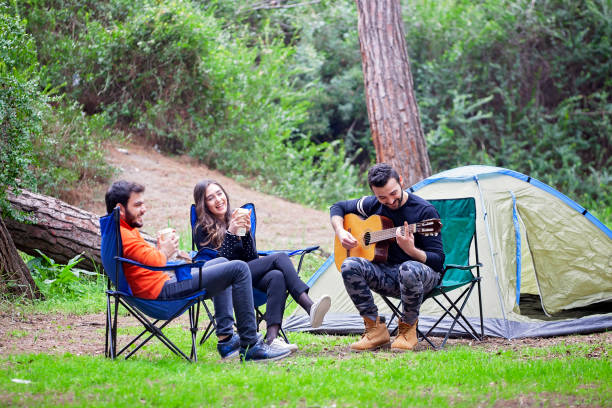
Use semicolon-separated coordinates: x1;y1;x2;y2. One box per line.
158;258;258;348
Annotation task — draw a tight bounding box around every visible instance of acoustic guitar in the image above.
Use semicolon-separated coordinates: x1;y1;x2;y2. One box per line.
333;213;442;270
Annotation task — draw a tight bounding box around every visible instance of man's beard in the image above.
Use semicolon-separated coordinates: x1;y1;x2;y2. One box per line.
387;191;403;210
125;209;143;228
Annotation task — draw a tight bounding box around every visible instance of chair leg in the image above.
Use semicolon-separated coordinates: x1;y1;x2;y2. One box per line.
254;307;264;331
417;326;438;349
278;326;290;343
199;321;216;346
105;293;110;358
440;284;480;347
256;307;292;343
476;277;484;340
111;294;120;359
423;284;480;340
199;301;217;346
422;284;480;349
189;302;200;362
105;293;118;359
127;314;194;362
437;286;481;341
116;297;199;362
380;296;401;336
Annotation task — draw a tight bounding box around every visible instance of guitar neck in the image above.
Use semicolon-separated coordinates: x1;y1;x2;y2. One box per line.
368;224;417;244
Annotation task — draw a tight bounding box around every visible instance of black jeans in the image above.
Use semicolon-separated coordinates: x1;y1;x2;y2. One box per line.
249;252;310;326
214;252;309;333
158;258;258;348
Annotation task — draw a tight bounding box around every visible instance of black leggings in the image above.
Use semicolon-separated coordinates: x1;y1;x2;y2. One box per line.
248;252;309;326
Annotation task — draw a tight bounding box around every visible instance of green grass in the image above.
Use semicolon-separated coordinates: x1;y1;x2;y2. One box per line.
1;334;609;407
7;250;609;406
1;276;107;316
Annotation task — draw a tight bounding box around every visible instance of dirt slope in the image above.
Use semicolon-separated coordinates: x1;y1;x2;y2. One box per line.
87;143;335;254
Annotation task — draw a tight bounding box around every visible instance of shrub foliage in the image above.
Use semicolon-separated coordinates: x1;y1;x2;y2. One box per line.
7;0;611;221
0;8;40;217
405;0;611;217
17;0;366;207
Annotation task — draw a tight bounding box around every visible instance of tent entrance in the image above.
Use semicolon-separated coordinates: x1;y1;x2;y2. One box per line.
519;294;612;321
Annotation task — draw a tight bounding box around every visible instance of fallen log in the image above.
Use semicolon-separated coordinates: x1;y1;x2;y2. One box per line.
5;189;155;272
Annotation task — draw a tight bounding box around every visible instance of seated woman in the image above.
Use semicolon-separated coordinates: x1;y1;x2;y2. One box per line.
193;179;331;353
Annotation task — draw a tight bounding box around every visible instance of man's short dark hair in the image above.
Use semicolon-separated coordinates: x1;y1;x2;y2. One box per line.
105;181;145;214
367;163;400;188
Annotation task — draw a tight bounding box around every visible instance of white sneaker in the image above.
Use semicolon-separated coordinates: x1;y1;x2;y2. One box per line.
310;295;331;328
269;337;298;353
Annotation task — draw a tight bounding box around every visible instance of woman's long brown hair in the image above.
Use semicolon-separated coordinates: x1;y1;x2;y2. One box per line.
193;179;232;249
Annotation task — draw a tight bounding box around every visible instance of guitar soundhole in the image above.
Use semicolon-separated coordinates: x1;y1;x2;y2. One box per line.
364;232;371;246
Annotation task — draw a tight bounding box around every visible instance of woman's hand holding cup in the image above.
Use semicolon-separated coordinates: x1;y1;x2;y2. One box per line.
229;208;251;236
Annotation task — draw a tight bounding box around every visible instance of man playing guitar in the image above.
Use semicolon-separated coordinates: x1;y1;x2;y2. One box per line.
330;163;445;352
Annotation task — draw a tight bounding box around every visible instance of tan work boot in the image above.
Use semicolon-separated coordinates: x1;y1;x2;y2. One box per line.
350;316;390;352
391;319;418;351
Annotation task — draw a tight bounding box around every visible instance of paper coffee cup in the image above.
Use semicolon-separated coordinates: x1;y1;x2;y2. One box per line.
158;228;174;241
234;208;249;236
235;208;250;218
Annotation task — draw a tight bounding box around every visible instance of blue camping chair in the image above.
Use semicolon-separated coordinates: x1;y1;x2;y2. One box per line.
100;207;216;362
381;197;484;349
190;203;319;345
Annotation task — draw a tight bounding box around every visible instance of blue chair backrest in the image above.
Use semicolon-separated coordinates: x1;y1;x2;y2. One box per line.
99;208;133;295
243;203;256;242
101;207;206;320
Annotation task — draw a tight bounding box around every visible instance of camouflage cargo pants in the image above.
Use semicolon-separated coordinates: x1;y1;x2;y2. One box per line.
340;257;441;325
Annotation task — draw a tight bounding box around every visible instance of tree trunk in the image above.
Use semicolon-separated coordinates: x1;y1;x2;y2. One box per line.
0;215;42;299
355;0;432;186
5;189;156;272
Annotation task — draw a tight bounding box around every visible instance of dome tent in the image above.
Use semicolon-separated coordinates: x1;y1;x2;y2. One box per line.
284;166;612;339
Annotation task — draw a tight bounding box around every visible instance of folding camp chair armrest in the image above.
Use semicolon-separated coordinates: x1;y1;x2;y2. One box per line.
258;246;319;257
115;256;205;271
295;245;319;275
299;245;320;254
258;246;320;273
444;262;483;271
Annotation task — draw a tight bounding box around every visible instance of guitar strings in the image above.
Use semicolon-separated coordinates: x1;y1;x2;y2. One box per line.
367;220;438;243
369;224;414;242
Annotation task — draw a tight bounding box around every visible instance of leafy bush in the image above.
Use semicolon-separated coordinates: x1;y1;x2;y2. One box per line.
18;0;368;208
13;0;610;221
404;0;611;220
27;250;100;299
207;0;611;219
32;102;117;203
213;0;374;169
0;7;42;217
2;3;116;209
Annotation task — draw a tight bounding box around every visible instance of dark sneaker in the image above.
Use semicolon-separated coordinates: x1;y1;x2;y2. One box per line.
217;333;240;359
240;338;291;362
